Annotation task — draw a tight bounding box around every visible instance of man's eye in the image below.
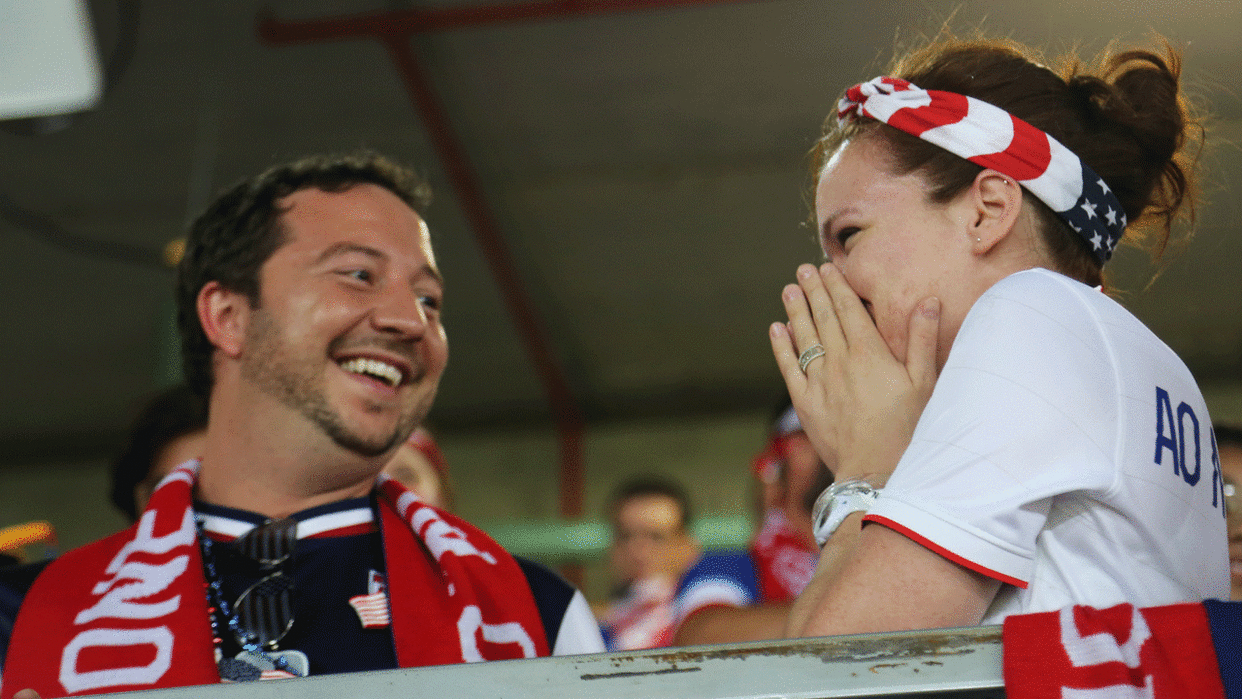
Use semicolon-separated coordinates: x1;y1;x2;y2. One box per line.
419;295;441;311
342;269;373;283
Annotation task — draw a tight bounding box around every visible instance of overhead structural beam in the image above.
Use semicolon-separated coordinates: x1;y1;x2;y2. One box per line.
375;34;588;522
257;0;756;41
258;0;758;528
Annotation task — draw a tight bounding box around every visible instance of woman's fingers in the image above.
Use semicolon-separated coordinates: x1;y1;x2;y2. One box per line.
781;269;831;362
818;263;879;352
905;296;941;393
770;320;807;392
796;264;844;357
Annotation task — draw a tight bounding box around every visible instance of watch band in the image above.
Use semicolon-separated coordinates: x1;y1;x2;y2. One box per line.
811;478;880;547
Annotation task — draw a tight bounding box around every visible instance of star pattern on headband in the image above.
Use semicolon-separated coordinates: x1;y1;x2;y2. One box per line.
839;76;1128;265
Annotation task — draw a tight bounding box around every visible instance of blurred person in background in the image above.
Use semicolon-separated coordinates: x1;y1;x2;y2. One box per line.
749;401;830;604
382;426;453;511
669;401;831;645
0;386;207;666
598;476;699;650
110;384;209;522
1216;424;1242;600
0;522;55;667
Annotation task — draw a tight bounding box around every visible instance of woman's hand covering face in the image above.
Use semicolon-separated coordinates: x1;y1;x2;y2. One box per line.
770;262;941;485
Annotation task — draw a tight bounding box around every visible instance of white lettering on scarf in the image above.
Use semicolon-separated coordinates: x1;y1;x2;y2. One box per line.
456;605;536;662
59;627;174;693
59;506;195;692
74;508;196;624
1058;606;1155;699
402;494;496;565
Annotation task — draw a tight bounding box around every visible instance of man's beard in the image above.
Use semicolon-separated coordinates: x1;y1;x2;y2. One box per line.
299;394;413;457
241;308;422;457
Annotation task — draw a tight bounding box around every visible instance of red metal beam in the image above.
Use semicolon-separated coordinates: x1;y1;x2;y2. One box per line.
378;35;586;520
258;0;756;43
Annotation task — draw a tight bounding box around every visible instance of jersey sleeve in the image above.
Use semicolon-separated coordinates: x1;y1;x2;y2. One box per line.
551;591;606;656
864;271;1120;587
669;552;759;627
514;557;604;656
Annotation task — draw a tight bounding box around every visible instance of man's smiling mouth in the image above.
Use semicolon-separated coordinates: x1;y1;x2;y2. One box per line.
339;357;404;388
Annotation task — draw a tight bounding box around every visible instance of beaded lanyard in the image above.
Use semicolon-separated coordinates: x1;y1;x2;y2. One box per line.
196;518;304;681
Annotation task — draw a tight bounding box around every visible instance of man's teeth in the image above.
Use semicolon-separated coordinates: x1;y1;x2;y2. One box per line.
339;358;403;387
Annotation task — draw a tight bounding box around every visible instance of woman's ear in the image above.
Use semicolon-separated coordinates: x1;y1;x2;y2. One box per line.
197;281;249;358
967;170;1023;255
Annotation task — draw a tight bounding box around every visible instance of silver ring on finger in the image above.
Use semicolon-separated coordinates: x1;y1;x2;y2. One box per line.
798;344;826;373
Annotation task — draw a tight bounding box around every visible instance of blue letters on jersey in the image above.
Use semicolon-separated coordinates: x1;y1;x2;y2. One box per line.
1154;386;1225;517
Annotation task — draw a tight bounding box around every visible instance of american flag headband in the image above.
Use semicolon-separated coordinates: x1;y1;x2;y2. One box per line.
837;76;1126;265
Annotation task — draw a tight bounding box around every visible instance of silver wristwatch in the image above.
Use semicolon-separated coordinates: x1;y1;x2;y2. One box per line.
811;478;880;547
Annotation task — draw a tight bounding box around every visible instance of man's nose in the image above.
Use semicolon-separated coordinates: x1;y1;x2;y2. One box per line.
372;287;429;337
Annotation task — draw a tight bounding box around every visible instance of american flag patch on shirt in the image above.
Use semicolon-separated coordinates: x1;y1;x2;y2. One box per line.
350;570;391;628
350;593;390;628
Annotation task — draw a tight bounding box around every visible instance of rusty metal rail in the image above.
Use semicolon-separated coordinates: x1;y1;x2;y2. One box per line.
106;625;1006;698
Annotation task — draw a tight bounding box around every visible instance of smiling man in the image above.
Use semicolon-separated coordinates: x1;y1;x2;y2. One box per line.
0;152;602;698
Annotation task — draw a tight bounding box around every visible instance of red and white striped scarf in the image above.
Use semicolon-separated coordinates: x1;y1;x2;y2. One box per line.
1003;601;1234;698
1;461;547;697
838;76;1127;265
749;509;817;603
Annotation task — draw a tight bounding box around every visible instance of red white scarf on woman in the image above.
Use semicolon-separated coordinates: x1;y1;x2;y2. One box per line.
1;461;547;698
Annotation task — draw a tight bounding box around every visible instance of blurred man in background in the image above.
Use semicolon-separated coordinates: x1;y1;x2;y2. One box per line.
110;384;208;522
0;385;207;669
670;401;830;645
598;477;699;650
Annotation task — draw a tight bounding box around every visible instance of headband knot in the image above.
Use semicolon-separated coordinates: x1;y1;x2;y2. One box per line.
837;76;1126;265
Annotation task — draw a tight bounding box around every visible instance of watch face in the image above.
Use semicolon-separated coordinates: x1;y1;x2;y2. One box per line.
812;481;879;546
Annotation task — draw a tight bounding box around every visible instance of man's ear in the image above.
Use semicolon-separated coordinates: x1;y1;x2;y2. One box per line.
966;169;1023;255
197;281;249;358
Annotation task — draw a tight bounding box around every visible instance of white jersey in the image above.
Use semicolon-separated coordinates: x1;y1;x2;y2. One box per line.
864;268;1229;624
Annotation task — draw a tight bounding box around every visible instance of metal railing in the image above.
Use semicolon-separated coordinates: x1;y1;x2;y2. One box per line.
107;625;1005;699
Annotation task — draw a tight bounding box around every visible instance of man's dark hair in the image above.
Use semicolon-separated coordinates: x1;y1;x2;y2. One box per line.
608;476;693;531
176;150;431;396
1216;424;1242;450
110;385;209;521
